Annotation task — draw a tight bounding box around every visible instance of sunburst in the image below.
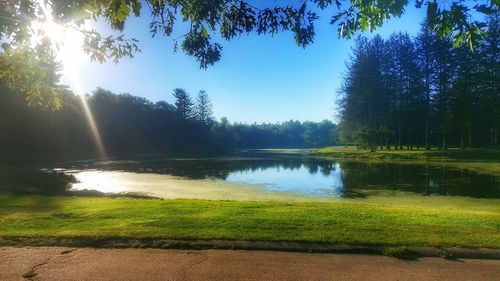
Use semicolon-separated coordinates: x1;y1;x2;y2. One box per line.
31;0;107;158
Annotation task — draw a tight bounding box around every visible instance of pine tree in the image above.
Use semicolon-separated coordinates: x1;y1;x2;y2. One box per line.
477;15;500;147
173;88;195;121
416;22;436;149
195;90;214;125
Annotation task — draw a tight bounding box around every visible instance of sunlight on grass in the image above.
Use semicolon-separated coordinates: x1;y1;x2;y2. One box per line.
1;195;498;248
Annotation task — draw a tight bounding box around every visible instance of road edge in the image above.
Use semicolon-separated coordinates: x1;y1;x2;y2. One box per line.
1;237;499;260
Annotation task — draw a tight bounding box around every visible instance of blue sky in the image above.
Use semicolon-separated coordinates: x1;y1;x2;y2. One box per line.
61;4;426;123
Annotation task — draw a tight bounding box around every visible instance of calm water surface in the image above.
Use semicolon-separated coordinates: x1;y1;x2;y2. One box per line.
56;155;500;199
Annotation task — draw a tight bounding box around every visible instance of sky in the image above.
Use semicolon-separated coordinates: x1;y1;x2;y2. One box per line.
61;3;426;124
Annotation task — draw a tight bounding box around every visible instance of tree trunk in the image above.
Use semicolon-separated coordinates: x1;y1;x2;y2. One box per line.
491;128;494;148
442;132;446;150
495;127;498;148
460;129;464;149
468;119;472;148
495;106;498;147
398;122;402;149
425;120;429;149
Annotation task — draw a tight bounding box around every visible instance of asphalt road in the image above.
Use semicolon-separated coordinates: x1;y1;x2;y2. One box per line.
1;247;499;281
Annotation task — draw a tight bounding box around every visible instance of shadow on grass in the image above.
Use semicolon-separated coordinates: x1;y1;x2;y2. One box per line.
0;167;76;213
0;194;64;214
0;166;76;195
383;247;420;261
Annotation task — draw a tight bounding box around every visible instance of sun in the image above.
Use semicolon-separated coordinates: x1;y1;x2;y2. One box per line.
31;19;88;73
31;17;107;157
29;1;107;158
34;20;65;45
30;0;89;79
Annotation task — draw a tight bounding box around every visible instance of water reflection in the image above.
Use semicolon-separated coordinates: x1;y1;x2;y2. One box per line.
59;156;500;199
226;163;344;197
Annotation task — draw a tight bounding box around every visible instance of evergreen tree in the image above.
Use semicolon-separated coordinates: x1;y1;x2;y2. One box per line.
173;88;195;121
476;15;500;147
195;90;214;125
415;22;437;149
338;19;498;150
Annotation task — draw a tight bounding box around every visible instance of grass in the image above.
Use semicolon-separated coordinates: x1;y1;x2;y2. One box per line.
22;270;36;278
314;147;500;175
436;248;456;260
315;146;500;161
382;246;418;260
0;195;499;249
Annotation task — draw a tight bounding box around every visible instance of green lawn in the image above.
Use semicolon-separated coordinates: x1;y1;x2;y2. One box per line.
314;147;500;175
1;195;499;248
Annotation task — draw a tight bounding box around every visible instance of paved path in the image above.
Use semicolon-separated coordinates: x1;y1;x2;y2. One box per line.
1;247;499;281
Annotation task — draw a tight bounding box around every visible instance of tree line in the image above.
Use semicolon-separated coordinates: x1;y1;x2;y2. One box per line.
338;16;499;150
0;86;337;157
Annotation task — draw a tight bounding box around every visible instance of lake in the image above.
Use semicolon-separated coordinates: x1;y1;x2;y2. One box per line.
43;152;499;200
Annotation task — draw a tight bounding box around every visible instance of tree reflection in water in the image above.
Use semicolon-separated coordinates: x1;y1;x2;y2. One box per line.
58;156;499;199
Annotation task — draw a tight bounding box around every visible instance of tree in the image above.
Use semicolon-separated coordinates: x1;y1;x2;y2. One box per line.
303;120;337;147
0;84;340;157
195;90;214;125
1;0;496;68
338;20;498;150
353;126;378;151
416;22;437;149
173;88;195;121
476;14;500;147
450;43;475;148
386;32;424;149
0;47;64;109
432;33;455;149
2;1;497;109
338;35;392;146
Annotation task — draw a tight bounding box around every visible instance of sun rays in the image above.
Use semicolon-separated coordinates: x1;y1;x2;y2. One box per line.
31;0;107;158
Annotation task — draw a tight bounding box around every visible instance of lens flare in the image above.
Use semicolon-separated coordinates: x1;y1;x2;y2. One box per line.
68;71;107;158
32;0;107;158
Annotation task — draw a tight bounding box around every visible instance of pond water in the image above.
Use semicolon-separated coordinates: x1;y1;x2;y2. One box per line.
52;154;500;200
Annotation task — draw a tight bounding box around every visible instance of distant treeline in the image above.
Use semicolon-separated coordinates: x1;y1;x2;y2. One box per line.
338;16;499;150
0;87;336;156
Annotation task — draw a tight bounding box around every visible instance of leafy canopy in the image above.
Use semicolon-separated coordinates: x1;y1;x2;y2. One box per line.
0;47;63;109
1;0;498;68
1;1;497;110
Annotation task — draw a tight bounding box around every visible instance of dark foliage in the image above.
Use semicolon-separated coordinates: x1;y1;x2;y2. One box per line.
2;1;496;68
0;167;76;195
338;16;499;149
0;87;337;158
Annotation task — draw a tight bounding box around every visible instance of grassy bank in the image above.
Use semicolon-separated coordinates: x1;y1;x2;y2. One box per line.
315;147;500;161
314;147;500;175
1;195;499;248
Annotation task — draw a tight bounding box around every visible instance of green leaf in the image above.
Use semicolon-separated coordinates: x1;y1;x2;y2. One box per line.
116;0;131;22
201;26;208;37
427;1;437;25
